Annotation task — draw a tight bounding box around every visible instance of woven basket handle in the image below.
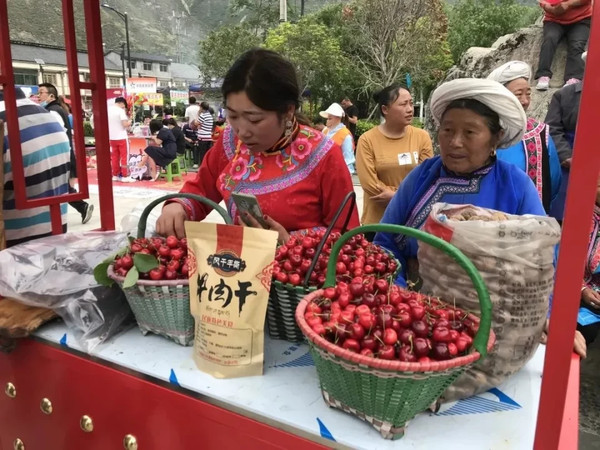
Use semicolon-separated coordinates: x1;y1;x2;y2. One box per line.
302;191;357;288
137;193;233;238
324;224;492;359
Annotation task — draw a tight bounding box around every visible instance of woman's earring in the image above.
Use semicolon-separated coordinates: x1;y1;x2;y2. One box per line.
490;149;497;157
285;119;293;136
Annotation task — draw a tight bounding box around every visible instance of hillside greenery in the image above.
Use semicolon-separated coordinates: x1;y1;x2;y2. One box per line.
8;0;540;117
7;0;539;65
200;0;538;117
447;0;540;61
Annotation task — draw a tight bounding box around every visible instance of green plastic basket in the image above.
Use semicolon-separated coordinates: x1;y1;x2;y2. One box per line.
109;193;232;346
295;224;495;439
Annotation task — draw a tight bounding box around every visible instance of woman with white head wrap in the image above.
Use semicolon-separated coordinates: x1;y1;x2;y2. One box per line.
487;61;562;214
374;78;545;285
373;79;579;399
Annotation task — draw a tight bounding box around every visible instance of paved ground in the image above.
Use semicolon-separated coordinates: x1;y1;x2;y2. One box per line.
580;340;600;449
67;178;599;448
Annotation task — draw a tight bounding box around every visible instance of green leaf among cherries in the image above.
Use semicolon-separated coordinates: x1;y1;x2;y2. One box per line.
106;236;190;283
133;253;159;273
123;266;140;288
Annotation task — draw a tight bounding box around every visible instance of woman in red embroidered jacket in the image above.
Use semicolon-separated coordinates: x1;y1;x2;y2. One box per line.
487;61;562;215
156;49;359;242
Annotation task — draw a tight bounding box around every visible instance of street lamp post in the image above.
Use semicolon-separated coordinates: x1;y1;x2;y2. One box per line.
34;58;45;84
101;3;132;78
120;43;126;87
279;0;287;22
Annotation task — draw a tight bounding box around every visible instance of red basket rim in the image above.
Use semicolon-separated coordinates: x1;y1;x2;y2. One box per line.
295;289;496;373
107;264;189;287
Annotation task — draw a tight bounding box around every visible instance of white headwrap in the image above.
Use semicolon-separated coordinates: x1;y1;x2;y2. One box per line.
487;61;532;85
430;78;527;148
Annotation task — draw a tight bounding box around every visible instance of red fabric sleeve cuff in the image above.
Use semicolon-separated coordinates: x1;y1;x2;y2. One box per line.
164;198;195;221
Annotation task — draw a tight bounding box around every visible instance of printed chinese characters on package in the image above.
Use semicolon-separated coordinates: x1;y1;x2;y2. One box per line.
185;222;278;378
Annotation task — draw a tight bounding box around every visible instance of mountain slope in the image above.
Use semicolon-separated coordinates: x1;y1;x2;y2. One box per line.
7;0;340;64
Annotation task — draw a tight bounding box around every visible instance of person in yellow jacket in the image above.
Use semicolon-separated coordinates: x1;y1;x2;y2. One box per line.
356;84;433;238
320;103;355;174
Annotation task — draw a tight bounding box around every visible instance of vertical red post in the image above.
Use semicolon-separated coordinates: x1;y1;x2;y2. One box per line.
0;0;31;218
83;0;115;231
61;0;89;199
534;5;600;449
0;0;96;235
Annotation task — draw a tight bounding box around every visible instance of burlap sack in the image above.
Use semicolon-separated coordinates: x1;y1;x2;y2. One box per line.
417;203;561;401
186;222;278;378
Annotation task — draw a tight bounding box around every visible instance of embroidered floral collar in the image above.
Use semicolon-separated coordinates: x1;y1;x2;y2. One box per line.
263;116;300;155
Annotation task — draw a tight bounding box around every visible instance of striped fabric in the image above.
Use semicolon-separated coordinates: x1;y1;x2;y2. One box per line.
197;110;213;141
1;94;71;246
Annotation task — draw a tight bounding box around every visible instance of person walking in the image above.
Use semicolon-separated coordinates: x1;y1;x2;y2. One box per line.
38;83;93;223
107;97;134;183
1;87;71;246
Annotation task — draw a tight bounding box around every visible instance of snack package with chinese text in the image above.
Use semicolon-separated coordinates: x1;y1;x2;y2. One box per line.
185;222;278;378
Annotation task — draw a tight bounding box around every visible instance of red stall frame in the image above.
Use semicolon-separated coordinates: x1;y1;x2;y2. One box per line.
0;0;598;448
534;3;600;448
0;0;115;232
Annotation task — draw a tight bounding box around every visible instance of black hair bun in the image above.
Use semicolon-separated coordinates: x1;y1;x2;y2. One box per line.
372;90;382;103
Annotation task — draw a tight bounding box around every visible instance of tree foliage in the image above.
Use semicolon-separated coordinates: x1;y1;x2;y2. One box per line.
229;0;298;37
198;25;262;85
198;0;538;117
447;0;540;61
308;3;367;98
313;0;452;117
401;3;454;94
264;20;354;103
338;0;452;96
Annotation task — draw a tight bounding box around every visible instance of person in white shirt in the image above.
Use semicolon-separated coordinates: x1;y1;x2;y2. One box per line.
184;96;201;124
107;97;134;182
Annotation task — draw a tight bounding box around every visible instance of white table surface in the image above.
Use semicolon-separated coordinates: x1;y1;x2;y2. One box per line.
34;322;545;449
